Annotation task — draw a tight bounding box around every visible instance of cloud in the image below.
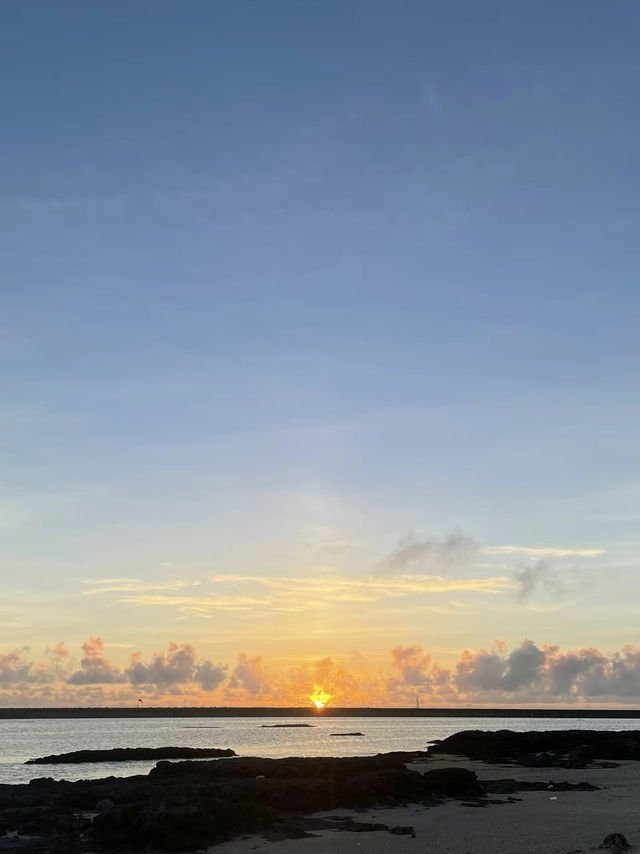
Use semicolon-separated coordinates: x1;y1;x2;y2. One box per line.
195;660;228;692
0;648;53;684
67;637;125;685
455;639;546;694
227;653;268;696
450;640;640;702
544;644;640;700
125;642;197;686
386;645;453;704
86;572;509;620
82;578;200;595
9;635;640;707
124;642;227;692
486;545;604;558
512;557;586;603
513;560;557;602
50;641;69;659
390;645;434;687
378;530;478;574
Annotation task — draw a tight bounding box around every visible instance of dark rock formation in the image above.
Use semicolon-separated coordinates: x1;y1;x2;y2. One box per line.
330;732;364;736
389;824;416;836
600;833;631;852
421;767;483;798
0;751;479;853
429;729;640;767
25;746;236;764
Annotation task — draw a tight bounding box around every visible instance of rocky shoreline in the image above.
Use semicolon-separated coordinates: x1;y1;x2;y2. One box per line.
0;752;481;853
2;731;638;853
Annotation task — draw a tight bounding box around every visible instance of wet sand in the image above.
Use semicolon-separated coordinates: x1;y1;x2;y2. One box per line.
209;755;640;854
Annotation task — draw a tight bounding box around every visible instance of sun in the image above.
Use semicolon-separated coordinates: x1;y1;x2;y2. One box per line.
310;686;330;710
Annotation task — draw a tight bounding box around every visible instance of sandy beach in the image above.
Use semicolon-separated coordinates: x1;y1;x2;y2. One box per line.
209;755;640;854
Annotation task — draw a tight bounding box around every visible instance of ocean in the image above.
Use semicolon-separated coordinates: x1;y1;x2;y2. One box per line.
2;715;640;785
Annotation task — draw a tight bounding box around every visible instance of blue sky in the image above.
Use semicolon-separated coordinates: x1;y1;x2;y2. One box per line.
1;1;640;703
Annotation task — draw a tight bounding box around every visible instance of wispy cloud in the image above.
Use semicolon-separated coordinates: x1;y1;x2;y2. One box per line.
92;573;509;617
81;578;201;595
486;545;604;558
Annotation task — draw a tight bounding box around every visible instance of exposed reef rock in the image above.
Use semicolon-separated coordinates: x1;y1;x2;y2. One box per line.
25;747;236;764
429;729;640;767
260;723;315;728
0;752;481;852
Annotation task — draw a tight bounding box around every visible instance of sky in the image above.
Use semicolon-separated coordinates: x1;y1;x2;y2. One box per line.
1;0;640;707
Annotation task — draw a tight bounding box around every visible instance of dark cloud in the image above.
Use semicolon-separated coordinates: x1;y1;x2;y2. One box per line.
452;640;640;702
378;530;477;574
514;560;561;601
455;639;545;693
125;642;198;686
195;660;228;691
125;642;227;692
545;645;640;699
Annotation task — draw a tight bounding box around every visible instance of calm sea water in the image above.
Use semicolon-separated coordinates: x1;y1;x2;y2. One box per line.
2;716;639;786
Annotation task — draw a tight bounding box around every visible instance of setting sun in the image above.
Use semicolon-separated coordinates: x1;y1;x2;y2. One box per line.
310;686;330;709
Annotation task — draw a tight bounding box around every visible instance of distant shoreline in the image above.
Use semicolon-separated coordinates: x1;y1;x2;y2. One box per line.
1;706;640;720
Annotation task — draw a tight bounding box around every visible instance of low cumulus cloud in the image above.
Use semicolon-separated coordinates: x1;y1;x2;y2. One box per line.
0;648;54;684
390;645;434;687
387;645;452;704
227;653;269;696
378;530;478;575
544;644;640;699
452;640;640;702
126;642;198;687
67;637;124;685
6;635;640;706
65;639;226;692
125;642;227;692
455;639;546;693
196;660;228;691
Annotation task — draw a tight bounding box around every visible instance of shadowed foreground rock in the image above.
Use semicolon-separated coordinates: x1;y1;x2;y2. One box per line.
25;747;236;764
600;833;631;852
0;753;482;853
429;729;640;767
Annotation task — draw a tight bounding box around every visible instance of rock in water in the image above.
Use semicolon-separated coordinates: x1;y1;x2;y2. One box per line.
25;746;236;764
